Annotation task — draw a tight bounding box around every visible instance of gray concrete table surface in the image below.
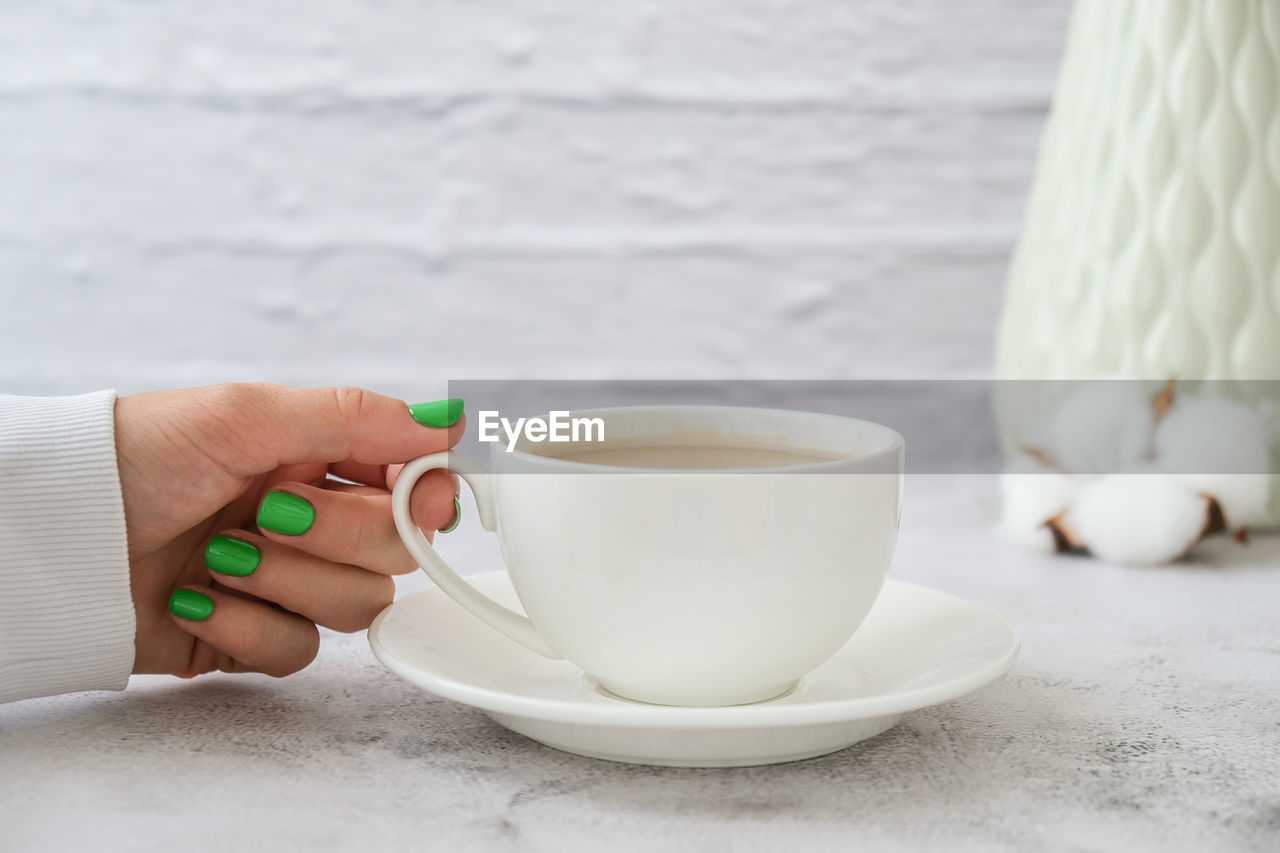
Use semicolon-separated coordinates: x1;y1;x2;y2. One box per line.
2;475;1277;852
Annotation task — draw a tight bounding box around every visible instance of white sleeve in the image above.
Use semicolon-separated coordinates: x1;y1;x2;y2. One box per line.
0;390;135;703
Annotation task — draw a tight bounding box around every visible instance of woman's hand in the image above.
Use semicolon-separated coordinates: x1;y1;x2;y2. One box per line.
113;384;464;679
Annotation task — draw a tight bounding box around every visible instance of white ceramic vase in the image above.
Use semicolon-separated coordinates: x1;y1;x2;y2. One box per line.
995;0;1280;522
998;0;1280;380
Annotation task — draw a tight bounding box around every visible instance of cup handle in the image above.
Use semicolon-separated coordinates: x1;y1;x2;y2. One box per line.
391;451;561;659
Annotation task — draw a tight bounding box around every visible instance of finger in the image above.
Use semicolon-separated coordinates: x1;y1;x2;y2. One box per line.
382;463;460;533
323;473;459;507
324;476;459;533
167;585;319;678
192;384;467;477
203;531;395;633
253;476;458;575
322;480;387;497
328;460;392;488
330;460;459;495
410;468;459;534
270;462;331;488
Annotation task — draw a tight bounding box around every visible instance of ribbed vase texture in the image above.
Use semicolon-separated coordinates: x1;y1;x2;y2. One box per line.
997;0;1280;380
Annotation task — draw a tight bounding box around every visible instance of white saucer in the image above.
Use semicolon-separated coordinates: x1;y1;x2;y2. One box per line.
369;571;1019;767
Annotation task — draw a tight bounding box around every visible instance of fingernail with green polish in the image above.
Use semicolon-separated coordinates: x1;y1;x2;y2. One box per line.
257;490;315;535
439;495;462;534
408;398;464;428
169;589;213;621
205;535;260;576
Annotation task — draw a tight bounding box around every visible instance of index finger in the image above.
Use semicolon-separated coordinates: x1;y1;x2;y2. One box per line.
192;385;466;477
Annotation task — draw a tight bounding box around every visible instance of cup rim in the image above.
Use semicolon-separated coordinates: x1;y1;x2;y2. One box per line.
495;404;905;474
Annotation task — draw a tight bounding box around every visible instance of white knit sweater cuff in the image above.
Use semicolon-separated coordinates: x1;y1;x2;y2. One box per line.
0;390;135;703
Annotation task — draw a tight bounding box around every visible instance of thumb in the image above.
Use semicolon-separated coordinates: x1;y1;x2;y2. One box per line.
193;384;465;476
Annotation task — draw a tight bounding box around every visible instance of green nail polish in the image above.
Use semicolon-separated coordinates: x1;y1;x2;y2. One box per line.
408;398;464;428
257;491;315;535
205;535;260;576
169;589;213;621
439;495;462;534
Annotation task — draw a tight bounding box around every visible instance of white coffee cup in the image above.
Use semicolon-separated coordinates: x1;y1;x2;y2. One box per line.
391;405;904;707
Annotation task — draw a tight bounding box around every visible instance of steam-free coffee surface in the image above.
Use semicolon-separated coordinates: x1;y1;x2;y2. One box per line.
536;441;843;469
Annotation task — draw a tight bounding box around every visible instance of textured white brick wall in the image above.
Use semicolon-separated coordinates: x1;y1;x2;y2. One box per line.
0;0;1071;398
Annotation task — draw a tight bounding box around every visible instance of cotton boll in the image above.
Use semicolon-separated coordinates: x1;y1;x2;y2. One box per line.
1025;382;1155;474
999;484;1063;552
1061;475;1210;565
1003;523;1059;553
999;453;1087;551
1170;474;1268;529
1153;395;1271;526
1155;395;1268;471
